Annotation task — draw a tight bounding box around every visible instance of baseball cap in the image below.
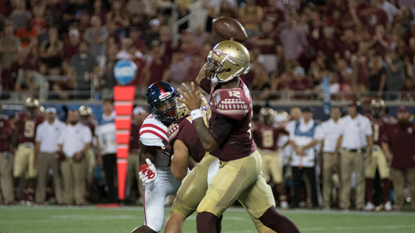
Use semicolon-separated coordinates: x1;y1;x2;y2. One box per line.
69;29;80;37
149;19;160;26
302;107;314;113
45;107;57;114
293;66;305;76
133;106;146;115
398;106;409;113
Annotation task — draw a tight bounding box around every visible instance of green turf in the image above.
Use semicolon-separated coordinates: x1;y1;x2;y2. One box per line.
0;206;414;233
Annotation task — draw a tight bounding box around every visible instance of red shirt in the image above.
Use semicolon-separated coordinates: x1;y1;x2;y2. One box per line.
263;7;285;29
257;32;279;54
365;114;397;146
167;115;205;163
149;57;169;84
358;8;388;37
130;122;142;151
63;42;79;61
254;123;287;151
317;38;340;61
16;112;45;144
339;82;355;100
16;28;39;48
383;122;415;169
0;115;12;152
30;18;46;34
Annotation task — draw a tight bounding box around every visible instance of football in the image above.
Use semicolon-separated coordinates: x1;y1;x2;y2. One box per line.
212;17;248;43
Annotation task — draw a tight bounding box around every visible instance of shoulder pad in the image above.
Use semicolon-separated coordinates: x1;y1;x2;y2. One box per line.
140;115;168;146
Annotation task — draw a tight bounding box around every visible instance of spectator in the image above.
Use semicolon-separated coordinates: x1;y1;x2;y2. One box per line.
162;49;190;89
147;40;169;85
206;0;238;31
126;0;151;17
339;68;356;100
16;20;38;49
401;78;415;101
44;0;65;26
338;29;359;61
379;0;400;22
57;110;92;206
187;53;203;83
368;54;386;96
238;0;263;37
181;31;201;56
251;64;272;100
288;107;323;209
193;25;210;48
117;38;140;60
351;41;370;93
37;16;54;45
0;107;13;205
358;0;389;38
253;20;279;74
64;0;93;23
129;27;146;54
157;25;176;63
9;49;34;89
84;16;108;68
289;66;314;100
215;0;238;18
334;103;373;211
34;107;66;205
106;0;129;38
64;29;81;61
127;45;149;88
101;44;119;94
143;19;160;50
9;0;32;30
78;10;91;35
280;15;307;62
14;65;47;100
368;25;391;58
0;26;22;71
68;41;100;98
31;4;46;34
39;27;64;75
126;106;147;203
263;0;285;32
95;99;117;203
406;37;415;65
51;61;75;100
320;107;343;210
92;0;108;25
382;106;415;211
384;50;405;100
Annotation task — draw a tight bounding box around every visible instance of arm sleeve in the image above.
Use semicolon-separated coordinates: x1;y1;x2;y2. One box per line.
139;133;165;147
364;118;373;136
57;130;64;144
209;117;234;145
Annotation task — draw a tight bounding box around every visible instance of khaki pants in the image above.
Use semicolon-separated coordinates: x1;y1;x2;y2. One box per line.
322;152;339;207
85;149;95;179
0;152;14;203
35;152;64;204
340;150;365;209
365;150;390;179
61;157;87;205
391;168;415;210
13;143;37;179
260;151;283;183
126;152;144;199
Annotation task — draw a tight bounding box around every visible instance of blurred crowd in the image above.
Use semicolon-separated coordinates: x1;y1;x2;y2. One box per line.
1;0;415;101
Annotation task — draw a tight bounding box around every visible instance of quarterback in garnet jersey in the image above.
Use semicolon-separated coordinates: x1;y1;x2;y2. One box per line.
179;40;299;233
253;107;288;209
363;99;396;211
12;97;45;204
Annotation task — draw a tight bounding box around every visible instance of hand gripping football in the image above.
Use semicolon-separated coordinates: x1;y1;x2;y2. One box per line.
212;17;248;43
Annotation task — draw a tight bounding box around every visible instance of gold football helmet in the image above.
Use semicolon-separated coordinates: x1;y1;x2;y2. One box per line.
79;105;93;116
39;105;45;113
259;107;275;126
370;98;385;117
206;40;250;84
25;97;40;107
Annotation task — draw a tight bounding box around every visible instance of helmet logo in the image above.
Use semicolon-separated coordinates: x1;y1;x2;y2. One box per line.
159;92;171;100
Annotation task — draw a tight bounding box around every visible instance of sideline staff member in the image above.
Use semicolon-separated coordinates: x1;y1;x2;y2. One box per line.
57;110;92;205
334;103;373;211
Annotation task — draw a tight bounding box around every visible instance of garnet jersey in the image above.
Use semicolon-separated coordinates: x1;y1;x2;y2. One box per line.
16;112;45;144
0;115;12;151
139;114;171;169
200;78;256;161
130;122;142;151
167;114;206;163
364;114;397;146
254;123;288;151
87;122;96;136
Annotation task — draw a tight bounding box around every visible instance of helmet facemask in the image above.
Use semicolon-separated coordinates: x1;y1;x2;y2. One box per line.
370;99;385;118
153;97;177;123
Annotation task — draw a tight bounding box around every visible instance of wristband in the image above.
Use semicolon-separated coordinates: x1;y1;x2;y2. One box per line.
191;109;203;121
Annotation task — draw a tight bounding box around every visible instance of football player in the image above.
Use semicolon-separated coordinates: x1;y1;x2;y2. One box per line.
363;99;396;211
253;107;289;209
164;99;276;233
12;97;45;204
130;81;181;233
179;40;299;233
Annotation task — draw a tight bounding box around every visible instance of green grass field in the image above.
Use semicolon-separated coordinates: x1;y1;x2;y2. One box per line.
1;206;414;233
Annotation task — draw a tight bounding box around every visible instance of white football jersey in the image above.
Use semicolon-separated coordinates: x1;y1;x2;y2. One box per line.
139;114;171;170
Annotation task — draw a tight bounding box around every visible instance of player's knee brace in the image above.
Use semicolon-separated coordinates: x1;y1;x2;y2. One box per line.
130;225;157;233
259;206;300;233
196;212;218;233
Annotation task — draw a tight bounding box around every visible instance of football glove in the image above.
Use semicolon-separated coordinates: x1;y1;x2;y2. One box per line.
139;158;157;183
161;140;174;158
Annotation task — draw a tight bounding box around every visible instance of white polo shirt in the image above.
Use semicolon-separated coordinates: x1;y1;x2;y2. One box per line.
58;123;92;158
35;119;66;153
321;118;343;153
339;114;373;149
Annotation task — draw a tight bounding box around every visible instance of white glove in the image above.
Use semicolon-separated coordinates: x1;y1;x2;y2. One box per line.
139;158;158;183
